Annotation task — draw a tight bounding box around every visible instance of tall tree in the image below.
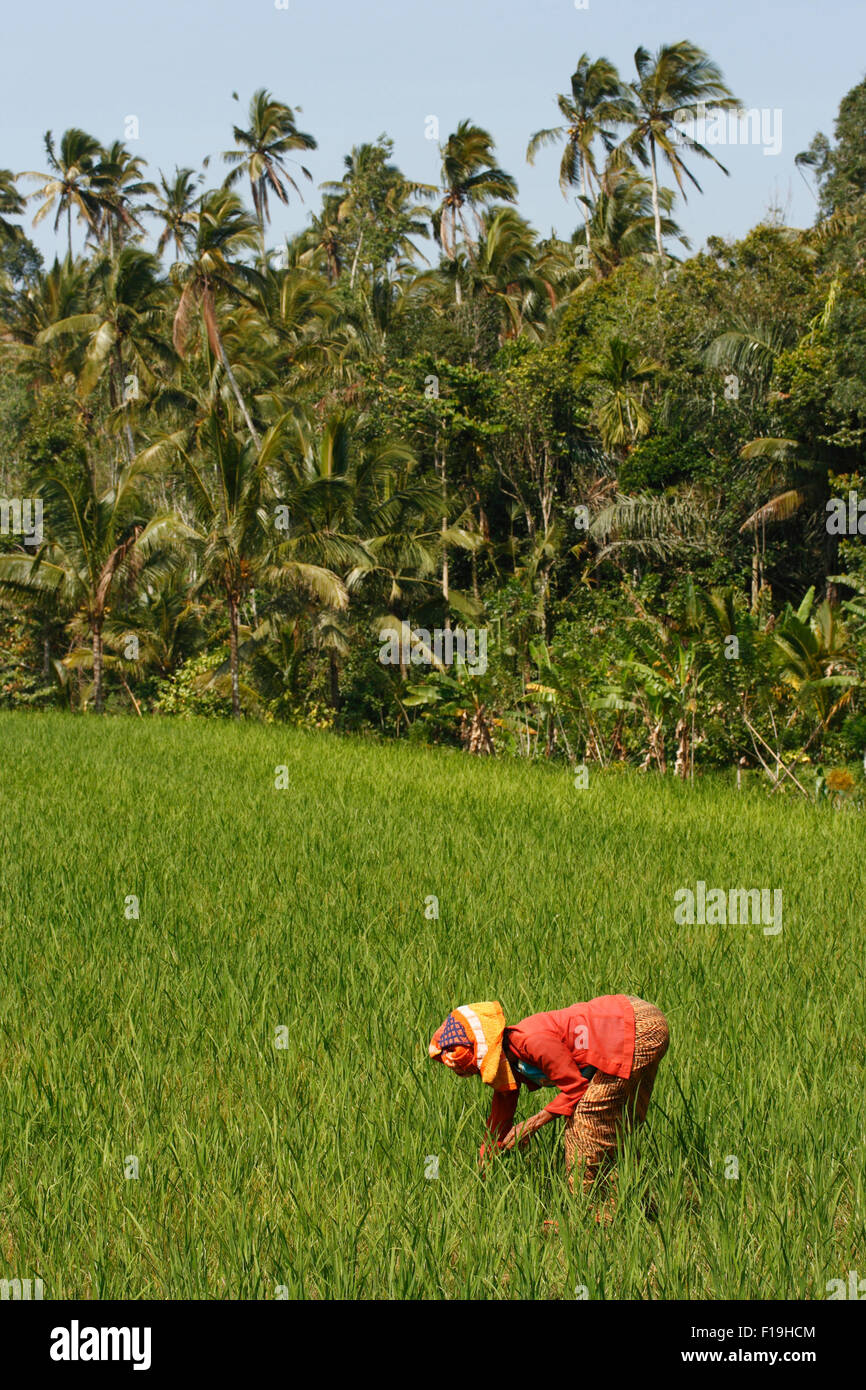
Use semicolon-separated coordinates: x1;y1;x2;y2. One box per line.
320;138;433;289
454;206;567;344
24;129;105;256
576;164;688;278
795;75;866;217
0;254;90;383
436;121;517;261
0;170;42;289
618;42;740;258
294;193;344;283
0;168;25;245
0;459;195;712
148;167;202;261
182;411;347;716
172;188;262;446
37;246;172;464
527;54;632;250
93;141;155;253
222;89;317;235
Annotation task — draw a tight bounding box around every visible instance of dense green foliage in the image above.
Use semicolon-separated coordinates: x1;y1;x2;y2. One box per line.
1;54;865;789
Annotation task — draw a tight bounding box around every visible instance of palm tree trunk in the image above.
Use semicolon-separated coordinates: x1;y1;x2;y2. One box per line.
438;447;449;610
203;292;260;448
254;184;266;259
457;207;477;264
580;158;591;252
219;340;261;450
228;590;241;718
649;135;664;259
92;620;104;713
442;207;456;261
67;205;72;259
114;346;135;465
350;230;364;289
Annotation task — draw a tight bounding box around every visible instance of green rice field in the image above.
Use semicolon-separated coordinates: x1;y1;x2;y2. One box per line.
0;711;863;1298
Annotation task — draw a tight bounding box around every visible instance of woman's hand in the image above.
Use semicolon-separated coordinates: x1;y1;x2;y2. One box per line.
499;1109;553;1151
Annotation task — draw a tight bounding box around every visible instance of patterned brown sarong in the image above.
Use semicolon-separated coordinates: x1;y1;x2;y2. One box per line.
563;996;669;1195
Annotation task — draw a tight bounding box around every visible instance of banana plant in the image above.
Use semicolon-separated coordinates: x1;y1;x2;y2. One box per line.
772;586;858;748
615;591;713;777
401;630;496;754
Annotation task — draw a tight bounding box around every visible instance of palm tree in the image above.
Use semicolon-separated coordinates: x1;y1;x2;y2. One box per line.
578;336;661;451
0;458;196;712
576;164;689;278
704;318;795;390
173;188;262;445
0;169;25;245
36;246;172;462
455;207;567;344
436;121;517;261
222;89;317;234
527;54;632;250
617;43;740;258
0;254;90;383
256;258;338;385
24;129;105;256
588;490;719;568
295;193;344;283
298;410;447;629
270;411;426;706
148;167;202;261
120;567;207;680
182;410;347;716
93;142;155;253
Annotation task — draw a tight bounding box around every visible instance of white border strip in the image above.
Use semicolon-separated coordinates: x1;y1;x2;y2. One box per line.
457;1006;488;1067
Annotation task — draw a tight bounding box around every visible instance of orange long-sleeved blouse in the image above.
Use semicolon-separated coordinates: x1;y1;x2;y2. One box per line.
485;994;637;1143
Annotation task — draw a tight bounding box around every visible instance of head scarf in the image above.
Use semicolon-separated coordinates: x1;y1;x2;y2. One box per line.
429;1001;518;1091
429;1013;476;1073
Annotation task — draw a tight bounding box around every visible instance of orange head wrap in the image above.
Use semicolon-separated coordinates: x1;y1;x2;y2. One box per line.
429;1002;518;1091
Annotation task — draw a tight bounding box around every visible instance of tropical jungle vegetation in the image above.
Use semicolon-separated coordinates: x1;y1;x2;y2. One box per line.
2;47;865;794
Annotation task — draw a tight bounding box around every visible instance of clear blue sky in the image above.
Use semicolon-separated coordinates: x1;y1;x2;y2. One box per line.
3;0;864;260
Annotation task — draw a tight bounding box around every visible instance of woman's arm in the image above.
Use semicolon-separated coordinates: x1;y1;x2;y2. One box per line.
484;1088;519;1146
498;1107;556;1151
479;1088;520;1168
